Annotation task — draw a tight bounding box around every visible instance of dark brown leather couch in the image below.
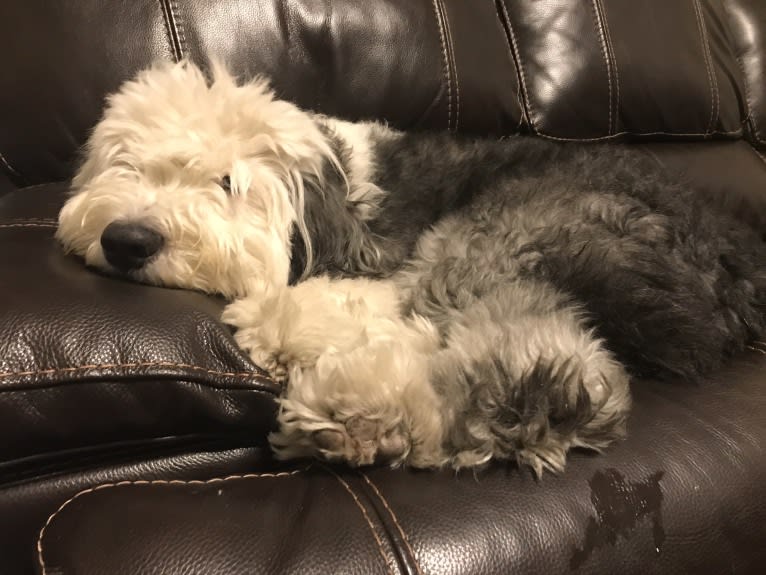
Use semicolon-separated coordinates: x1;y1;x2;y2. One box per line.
1;1;766;574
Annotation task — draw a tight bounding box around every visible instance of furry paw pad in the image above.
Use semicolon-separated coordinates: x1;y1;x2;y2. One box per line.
276;413;411;467
246;349;290;384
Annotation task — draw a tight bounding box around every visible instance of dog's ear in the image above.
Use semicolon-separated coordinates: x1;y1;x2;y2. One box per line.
290;170;392;282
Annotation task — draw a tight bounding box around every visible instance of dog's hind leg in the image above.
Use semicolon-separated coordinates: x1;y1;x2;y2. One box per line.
430;280;631;476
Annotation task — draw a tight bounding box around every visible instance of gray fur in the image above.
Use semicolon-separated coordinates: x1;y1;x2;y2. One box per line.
294;127;766;472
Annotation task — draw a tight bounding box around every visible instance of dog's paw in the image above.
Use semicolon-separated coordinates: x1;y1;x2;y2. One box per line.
269;340;447;468
273;408;411;467
242;345;291;383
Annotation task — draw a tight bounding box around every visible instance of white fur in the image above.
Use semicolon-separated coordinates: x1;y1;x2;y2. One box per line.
57;60;337;298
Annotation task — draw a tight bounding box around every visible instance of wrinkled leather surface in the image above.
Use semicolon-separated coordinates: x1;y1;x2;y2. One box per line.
0;183;279;471
37;354;766;575
0;446;273;575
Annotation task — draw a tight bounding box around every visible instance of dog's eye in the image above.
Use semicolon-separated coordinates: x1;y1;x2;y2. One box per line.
220;175;232;193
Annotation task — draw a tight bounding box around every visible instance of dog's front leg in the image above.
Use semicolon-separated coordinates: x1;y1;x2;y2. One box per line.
222;276;394;382
223;276;449;467
269;315;448;468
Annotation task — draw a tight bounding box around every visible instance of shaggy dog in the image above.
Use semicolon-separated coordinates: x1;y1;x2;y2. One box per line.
57;61;766;475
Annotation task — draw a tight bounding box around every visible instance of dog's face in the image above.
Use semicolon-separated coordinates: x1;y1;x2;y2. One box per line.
57;61;333;297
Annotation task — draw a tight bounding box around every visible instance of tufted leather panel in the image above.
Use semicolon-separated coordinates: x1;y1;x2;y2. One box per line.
499;0;747;139
723;0;766;147
36;353;766;575
0;183;279;474
0;0;520;185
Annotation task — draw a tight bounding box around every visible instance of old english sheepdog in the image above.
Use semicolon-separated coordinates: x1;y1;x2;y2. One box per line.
57;61;766;475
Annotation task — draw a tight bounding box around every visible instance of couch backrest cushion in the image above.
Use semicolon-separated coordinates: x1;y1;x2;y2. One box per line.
1;0;765;185
724;0;766;148
499;0;747;139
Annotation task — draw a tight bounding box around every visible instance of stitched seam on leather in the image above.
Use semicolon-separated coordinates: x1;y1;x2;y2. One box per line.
720;0;764;144
440;2;461;132
36;469;306;575
0;361;269;382
0;151;22;178
362;474;423;575
0;222;57;229
495;0;534;130
170;0;189;58
596;0;620;133
589;0;613;134
430;0;452;131
536;127;741;142
699;0;720;131
159;0;183;62
693;0;718;135
328;470;396;575
2;218;58;224
491;0;525;130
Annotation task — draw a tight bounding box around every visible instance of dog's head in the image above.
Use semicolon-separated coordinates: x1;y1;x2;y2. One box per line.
57;60;338;297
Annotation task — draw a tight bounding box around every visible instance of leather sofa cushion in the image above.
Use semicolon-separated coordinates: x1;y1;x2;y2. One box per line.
35;354;766;575
499;0;747;139
2;0;765;184
0;183;279;479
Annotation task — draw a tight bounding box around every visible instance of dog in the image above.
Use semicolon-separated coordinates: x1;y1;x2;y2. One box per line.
57;61;766;475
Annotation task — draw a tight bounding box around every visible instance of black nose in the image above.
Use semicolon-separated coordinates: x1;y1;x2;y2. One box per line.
100;221;164;271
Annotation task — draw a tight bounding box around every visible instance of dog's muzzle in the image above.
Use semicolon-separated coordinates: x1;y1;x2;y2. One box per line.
100;221;164;272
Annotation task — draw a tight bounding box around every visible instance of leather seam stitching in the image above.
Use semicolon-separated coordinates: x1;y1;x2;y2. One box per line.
536;127;741;142
589;0;613;134
2;218;57;224
0;222;57;229
596;0;620;133
36;469;307;575
327;469;396;575
159;0;183;62
491;0;525;130
693;0;719;134
430;0;453;131
440;2;461;131
362;474;423;575
496;0;534;130
170;0;189;58
0;361;270;383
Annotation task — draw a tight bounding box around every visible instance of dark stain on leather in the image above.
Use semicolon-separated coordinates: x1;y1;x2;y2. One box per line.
570;468;665;569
